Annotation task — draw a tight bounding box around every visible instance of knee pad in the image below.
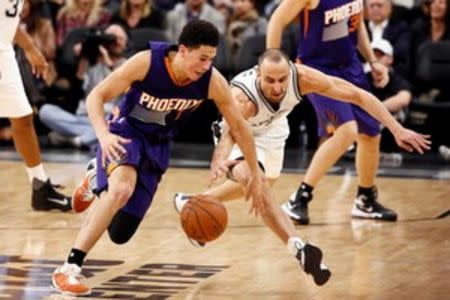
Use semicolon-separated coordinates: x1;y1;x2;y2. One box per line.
108;210;142;244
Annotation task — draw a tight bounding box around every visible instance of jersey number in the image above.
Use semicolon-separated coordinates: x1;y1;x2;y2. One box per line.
5;0;20;17
348;14;361;33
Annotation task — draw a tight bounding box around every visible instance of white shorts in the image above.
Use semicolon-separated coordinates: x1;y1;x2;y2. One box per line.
0;48;33;118
228;144;285;179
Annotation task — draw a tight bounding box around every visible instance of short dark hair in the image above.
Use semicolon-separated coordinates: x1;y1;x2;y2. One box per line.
258;49;290;67
178;20;220;49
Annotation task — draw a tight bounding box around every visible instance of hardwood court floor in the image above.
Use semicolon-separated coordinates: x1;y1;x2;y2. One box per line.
0;161;448;300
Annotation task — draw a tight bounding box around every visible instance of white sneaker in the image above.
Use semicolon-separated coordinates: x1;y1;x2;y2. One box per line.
173;192;192;214
52;262;91;296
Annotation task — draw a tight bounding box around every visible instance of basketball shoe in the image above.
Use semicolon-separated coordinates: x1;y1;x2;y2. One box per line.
72;158;98;213
295;242;331;286
52;262;91;296
351;187;397;221
173;192;206;247
281;189;312;225
32;178;71;211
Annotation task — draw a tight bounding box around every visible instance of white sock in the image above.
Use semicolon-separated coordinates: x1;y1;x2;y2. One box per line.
287;237;306;256
26;164;48;182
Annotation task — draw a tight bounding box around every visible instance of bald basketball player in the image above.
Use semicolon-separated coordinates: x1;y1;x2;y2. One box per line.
175;48;429;285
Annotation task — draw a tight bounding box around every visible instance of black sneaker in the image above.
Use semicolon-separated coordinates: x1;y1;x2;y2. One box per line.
281;191;311;224
351;187;397;221
296;243;331;286
32;178;72;211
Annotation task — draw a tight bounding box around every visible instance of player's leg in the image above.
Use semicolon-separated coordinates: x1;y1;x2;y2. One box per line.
351;106;397;221
52;165;137;296
282;95;358;224
1;52;71;211
229;160;331;285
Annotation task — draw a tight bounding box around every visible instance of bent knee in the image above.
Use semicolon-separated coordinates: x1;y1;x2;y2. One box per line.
335;122;358;144
108;184;134;208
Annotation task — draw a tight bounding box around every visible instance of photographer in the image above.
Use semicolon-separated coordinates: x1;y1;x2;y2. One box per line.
39;24;128;150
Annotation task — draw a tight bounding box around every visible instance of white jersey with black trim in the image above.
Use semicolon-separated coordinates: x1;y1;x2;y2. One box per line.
0;0;24;51
229;61;302;149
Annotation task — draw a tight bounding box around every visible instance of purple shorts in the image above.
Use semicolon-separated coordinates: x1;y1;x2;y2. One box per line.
307;59;380;137
94;118;170;219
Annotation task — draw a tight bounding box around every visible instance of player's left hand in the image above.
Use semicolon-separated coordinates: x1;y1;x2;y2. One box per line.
371;61;389;88
24;46;48;79
208;159;239;186
394;128;431;154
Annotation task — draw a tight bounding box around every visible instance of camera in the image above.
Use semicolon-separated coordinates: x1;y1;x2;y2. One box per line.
80;28;116;65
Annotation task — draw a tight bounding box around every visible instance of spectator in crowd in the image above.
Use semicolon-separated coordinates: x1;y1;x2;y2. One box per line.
368;39;412;119
21;0;58;87
39;24;128;150
110;0;166;31
166;0;225;42
366;0;411;77
213;0;233;22
410;0;450;158
411;0;450;95
227;0;267;59
56;0;111;46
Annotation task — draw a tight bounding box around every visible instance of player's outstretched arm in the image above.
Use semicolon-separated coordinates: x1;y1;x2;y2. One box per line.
14;27;47;78
208;69;267;216
297;64;431;153
210;86;257;183
86;50;149;166
266;0;314;49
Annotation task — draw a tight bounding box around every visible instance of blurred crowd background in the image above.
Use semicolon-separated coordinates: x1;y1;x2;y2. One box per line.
2;0;450;162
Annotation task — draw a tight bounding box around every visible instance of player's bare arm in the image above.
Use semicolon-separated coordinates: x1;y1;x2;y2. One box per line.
208;69;268;216
14;27;47;78
86;50;150;166
266;0;318;48
297;64;430;153
210;86;257;180
356;17;389;88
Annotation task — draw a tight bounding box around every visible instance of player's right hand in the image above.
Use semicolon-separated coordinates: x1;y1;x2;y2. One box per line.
246;174;268;218
208;159;239;187
394;128;431;154
24;46;48;79
99;132;131;168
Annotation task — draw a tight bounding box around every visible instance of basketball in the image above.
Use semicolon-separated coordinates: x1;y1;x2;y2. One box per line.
180;195;228;243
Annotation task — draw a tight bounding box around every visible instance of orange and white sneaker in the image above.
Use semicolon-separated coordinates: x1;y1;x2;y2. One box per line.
52;262;91;296
72;159;97;213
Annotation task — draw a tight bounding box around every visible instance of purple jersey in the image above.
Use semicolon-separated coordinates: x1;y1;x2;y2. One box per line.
117;42;212;139
297;0;363;67
93;42;213;222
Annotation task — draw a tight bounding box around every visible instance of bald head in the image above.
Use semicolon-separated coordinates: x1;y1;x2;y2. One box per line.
258;49;290;68
257;49;290;103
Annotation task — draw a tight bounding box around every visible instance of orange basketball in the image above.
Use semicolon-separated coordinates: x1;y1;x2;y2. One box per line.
180;195;228;243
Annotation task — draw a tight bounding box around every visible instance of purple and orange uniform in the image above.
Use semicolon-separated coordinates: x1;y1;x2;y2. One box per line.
94;42;212;219
297;0;380;136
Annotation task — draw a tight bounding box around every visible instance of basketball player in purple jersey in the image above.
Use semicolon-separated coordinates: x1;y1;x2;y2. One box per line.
51;20;272;296
267;0;403;224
